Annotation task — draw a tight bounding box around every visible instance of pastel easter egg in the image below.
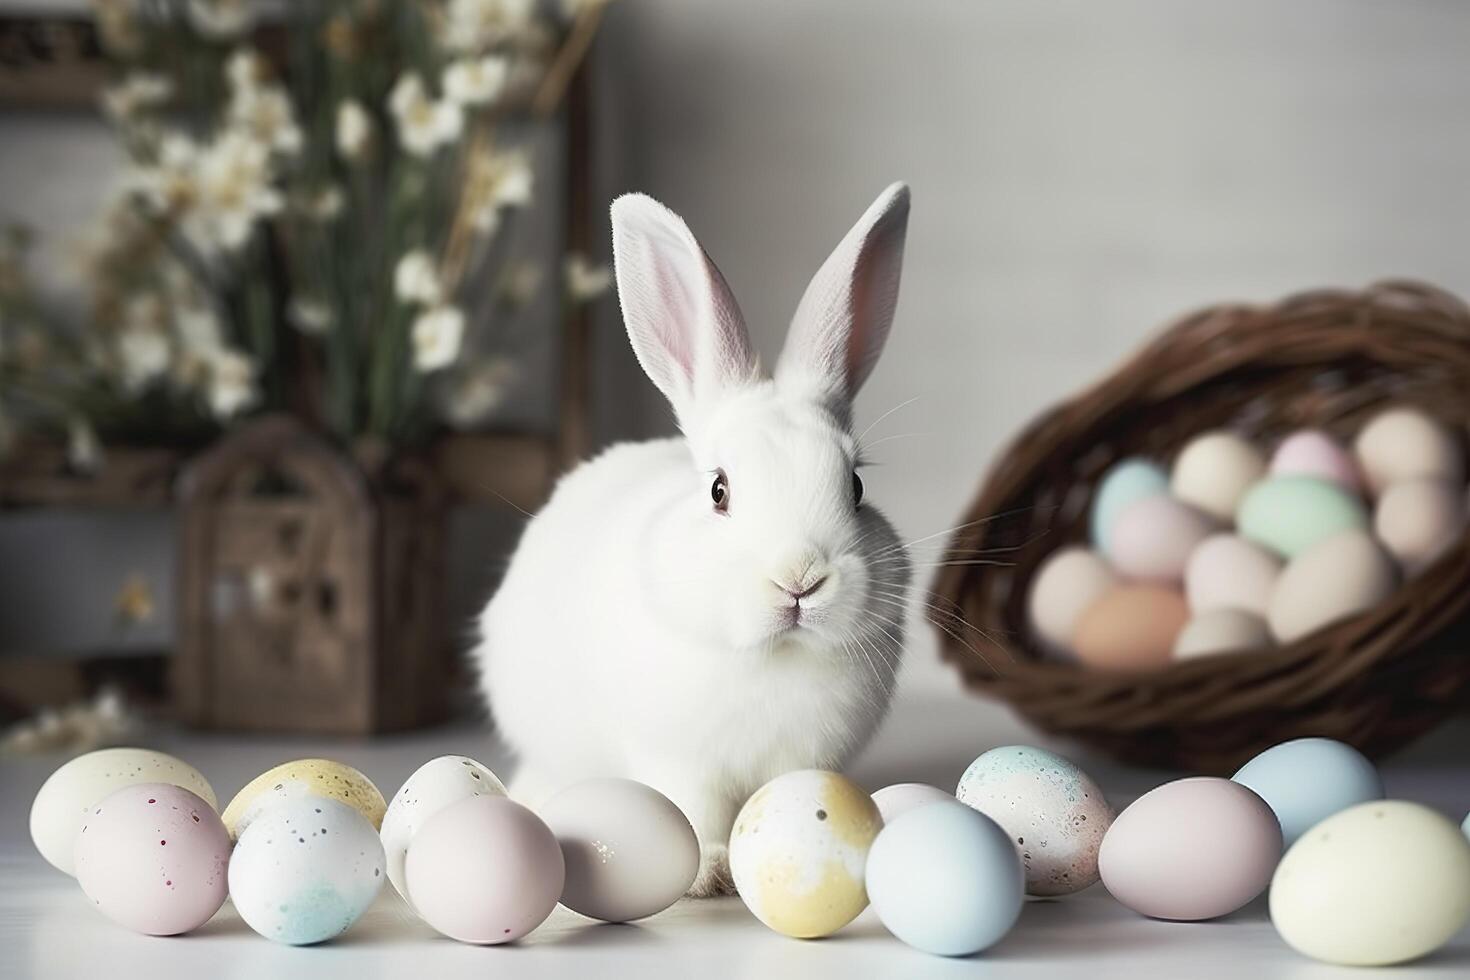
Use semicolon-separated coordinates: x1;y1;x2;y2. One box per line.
1171;430;1266;521
1271;801;1470;966
871;783;954;824
1172;609;1272;659
1267;530;1397;643
1354;407;1464;495
228;797;385;945
1270;429;1362;491
1374;479;1466;574
729;770;881;939
1072;586;1189;671
955;745;1114;896
405;795;564;944
1099;776;1281;921
1027;547;1117;654
1090;459;1169;556
222;758;386;840
1184;534;1281;617
1237;476;1368;559
1232;738;1383;848
73;783;229;935
31;748;217;876
380;755;506;911
1107;495;1215;582
540;778;699;923
866;802;1023;957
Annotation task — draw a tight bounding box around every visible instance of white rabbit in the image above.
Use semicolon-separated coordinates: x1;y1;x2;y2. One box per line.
475;182;913;896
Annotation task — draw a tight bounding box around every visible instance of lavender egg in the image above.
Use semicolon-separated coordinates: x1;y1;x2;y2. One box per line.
955;746;1115;896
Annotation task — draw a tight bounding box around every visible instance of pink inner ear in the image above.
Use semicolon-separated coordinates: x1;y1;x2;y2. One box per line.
844;222;905;397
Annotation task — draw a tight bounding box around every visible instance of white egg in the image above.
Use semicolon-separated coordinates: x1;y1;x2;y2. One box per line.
1171;431;1267;521
1373;479;1466;574
1173;609;1272;659
1353;407;1464;495
1184;534;1281;617
379;755;506;912
30;748;216;876
1267;530;1397;643
228;797;385;945
871;783;954;823
1026;547;1117;655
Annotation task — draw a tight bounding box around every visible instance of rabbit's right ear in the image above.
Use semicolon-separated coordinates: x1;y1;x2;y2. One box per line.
611;194;757;421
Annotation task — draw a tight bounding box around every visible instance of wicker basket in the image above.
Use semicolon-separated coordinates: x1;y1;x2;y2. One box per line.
933;281;1470;773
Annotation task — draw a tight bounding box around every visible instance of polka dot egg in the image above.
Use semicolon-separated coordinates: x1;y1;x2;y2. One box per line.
222;758;386;840
730;770;882;938
955;745;1115;896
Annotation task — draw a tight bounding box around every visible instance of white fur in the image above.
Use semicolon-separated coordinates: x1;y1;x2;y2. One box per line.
475;183;913;895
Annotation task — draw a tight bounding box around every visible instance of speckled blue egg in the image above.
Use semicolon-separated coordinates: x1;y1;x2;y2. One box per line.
1232;738;1384;848
1090;459;1169;555
866;801;1023;957
228;797;385;945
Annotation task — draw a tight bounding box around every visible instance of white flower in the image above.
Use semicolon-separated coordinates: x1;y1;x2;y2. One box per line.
465;150;533;232
287;296;333;335
205;349;258;418
394;249;443;306
175;307;223;353
441;357;516;429
95;0;142;56
229;84;303;155
411;306;465;371
389;74;463;157
118;326;171;390
442;56;509;106
443;0;535;52
225;48;265;92
67;417;103;473
100;72;173;122
564;253;612;301
187;0;253;40
335;100;372;160
190;130;284;253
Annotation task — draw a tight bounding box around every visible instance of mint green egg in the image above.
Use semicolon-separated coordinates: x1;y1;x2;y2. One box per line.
1237;476;1367;558
1091;459;1169;554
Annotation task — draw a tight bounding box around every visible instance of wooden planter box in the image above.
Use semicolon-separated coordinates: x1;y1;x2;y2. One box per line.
174;415;450;734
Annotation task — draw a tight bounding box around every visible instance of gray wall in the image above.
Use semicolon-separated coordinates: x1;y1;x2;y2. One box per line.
588;0;1470;696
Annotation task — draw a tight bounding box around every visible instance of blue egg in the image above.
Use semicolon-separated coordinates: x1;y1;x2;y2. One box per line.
1090;458;1169;554
866;801;1023;957
1232;738;1383;847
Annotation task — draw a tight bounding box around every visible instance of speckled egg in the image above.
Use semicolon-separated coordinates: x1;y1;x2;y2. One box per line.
222;759;386;841
73;782;229;935
1237;476;1369;559
1270;429;1362;492
540;778;699;923
1099;776;1281;921
1090;459;1169;556
1271;801;1470;966
405;795;564;944
1374;479;1466;574
1107;495;1215;582
1171;430;1266;521
867;802;1024;957
380;755;506;912
1232;738;1383;848
955;745;1114;896
730;770;882;939
31;748;217;876
229;797;385;945
871;783;954;824
1353;407;1464;495
1184;534;1281;617
1027;547;1118;654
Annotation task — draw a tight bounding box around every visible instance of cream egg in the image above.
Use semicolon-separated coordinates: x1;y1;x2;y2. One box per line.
31;748;216;876
222;758;386;840
1171;431;1266;521
1268;530;1397;643
1173;609;1272;659
955;745;1114;896
380;755;506;911
1270;801;1470;966
539;778;699;923
1373;479;1465;574
1072;586;1189;671
729;769;881;939
1026;547;1118;654
1354;406;1464;495
229;797;385;945
1184;534;1281;617
1269;429;1362;491
1107;495;1215;582
871;783;954;824
73;783;229;935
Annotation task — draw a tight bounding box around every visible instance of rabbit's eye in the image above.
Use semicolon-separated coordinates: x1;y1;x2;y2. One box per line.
711;470;729;513
852;471;865;507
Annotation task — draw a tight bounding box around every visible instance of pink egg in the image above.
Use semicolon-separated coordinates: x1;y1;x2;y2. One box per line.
74;783;229;935
1270;430;1362;492
1107;495;1215;582
405;795;564;944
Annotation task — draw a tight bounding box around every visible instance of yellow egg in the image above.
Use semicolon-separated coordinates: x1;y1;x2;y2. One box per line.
729;770;881;939
222;759;386;840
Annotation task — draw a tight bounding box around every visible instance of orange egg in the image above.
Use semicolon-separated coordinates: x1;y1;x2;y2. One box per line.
1072;587;1189;671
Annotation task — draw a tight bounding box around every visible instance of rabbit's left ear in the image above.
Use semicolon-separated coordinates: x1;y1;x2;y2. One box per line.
776;183;910;420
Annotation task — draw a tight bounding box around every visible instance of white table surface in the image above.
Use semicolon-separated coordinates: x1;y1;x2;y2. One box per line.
3;690;1468;980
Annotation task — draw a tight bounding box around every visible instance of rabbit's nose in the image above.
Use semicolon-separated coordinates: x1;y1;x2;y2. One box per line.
778;575;828;601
